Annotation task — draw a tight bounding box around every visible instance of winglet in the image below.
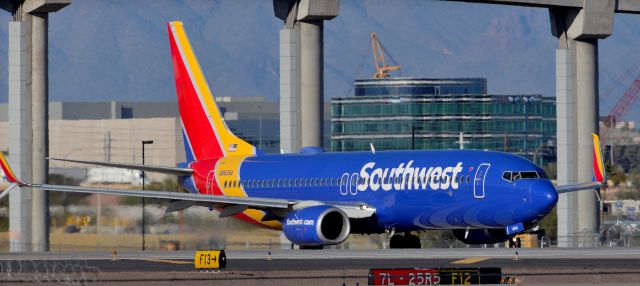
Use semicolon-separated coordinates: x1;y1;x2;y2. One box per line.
592;133;606;184
0;152;27;187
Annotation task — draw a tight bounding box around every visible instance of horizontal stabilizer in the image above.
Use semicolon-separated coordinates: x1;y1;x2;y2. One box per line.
555;182;602;194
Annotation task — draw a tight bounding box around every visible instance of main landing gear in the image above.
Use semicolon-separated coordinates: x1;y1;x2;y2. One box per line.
508;236;522;248
389;233;421;249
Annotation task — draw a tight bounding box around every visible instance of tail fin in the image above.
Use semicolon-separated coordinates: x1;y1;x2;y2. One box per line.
0;152;26;187
592;133;606;184
167;21;255;160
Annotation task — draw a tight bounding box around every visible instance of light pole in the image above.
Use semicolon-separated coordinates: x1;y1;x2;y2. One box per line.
411;125;424;150
257;105;263;149
411;125;417;150
141;140;153;251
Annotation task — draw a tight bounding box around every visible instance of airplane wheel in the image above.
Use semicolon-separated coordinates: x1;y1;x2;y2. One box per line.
515;238;522;248
405;234;421;248
389;235;405;249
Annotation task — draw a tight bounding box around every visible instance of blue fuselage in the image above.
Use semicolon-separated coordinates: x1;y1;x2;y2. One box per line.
197;149;558;233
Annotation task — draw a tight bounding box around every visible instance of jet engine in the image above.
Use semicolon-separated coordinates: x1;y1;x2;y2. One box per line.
282;205;350;246
452;228;510;244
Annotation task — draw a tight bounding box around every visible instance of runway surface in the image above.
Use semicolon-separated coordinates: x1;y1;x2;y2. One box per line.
4;247;640;261
1;248;640;285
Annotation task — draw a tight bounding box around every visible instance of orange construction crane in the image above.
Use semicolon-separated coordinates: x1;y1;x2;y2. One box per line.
371;32;400;79
604;72;640;128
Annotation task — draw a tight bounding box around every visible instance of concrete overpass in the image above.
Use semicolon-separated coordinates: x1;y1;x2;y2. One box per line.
450;0;640;14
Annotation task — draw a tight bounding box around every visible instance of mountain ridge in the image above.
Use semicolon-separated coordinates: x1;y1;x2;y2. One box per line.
0;0;639;122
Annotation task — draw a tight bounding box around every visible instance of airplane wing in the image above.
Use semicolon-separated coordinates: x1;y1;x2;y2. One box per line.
1;154;375;219
48;157;192;176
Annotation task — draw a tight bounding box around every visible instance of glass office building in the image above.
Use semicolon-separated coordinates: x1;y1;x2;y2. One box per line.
331;78;556;163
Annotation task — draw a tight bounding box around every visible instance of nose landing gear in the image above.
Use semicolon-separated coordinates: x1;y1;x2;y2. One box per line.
389;233;421;249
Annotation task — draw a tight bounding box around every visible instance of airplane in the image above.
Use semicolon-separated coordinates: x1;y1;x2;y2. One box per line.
0;21;606;249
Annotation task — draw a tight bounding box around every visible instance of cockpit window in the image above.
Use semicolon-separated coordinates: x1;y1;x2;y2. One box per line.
502;171;512;182
520;171;539;179
503;171;540;182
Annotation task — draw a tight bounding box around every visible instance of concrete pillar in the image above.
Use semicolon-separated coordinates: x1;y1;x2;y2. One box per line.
8;18;33;252
4;0;69;252
279;27;300;153
31;12;49;252
550;1;612;247
274;0;338;152
575;39;599;246
555;47;578;247
299;20;323;148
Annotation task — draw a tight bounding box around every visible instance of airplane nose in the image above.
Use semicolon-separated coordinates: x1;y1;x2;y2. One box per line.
529;180;558;216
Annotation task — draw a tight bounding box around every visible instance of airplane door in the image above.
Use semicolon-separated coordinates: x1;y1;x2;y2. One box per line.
473;163;490;199
339;173;349;195
206;170;215;195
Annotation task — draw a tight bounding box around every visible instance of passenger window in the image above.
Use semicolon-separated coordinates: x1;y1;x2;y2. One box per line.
502;171;512;182
466;175;470;183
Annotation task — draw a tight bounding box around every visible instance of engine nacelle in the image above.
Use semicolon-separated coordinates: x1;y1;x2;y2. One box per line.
453;228;510;244
283;205;350;246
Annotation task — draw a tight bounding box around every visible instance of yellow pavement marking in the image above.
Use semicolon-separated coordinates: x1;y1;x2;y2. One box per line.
451;257;490;264
143;259;193;265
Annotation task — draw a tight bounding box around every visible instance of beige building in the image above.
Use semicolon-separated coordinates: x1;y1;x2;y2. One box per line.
0;117;184;182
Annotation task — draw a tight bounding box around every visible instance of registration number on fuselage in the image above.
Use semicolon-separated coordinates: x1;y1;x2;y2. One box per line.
218;170;233;176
